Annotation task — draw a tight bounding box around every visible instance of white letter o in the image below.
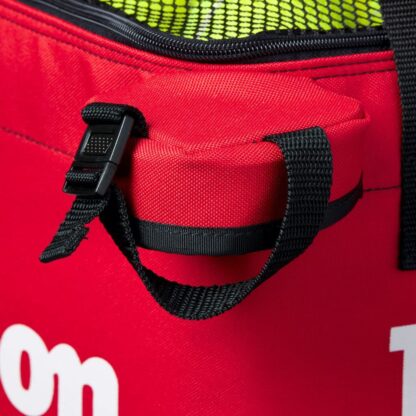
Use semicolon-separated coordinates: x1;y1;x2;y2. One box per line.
0;324;54;415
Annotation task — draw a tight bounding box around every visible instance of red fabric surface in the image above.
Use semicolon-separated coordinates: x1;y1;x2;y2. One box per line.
0;121;410;416
0;0;413;415
0;0;399;227
0;0;369;227
110;73;366;226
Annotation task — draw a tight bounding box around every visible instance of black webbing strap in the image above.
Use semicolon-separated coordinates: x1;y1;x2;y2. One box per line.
41;127;332;319
381;1;416;269
129;179;362;256
82;102;148;137
40;195;109;262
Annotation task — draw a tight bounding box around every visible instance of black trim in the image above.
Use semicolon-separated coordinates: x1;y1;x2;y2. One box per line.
19;0;390;63
131;179;363;256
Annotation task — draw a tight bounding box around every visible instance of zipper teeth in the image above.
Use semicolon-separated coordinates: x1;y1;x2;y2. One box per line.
22;0;389;62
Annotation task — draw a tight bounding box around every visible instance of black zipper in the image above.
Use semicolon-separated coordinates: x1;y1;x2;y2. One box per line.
19;0;390;63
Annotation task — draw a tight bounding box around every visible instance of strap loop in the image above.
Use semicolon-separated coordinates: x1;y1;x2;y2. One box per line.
41;126;333;320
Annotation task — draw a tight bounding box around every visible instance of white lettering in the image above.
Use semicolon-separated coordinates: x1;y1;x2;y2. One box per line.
0;324;118;416
391;324;416;416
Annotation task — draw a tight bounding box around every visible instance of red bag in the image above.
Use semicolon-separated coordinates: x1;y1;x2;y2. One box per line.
0;0;415;415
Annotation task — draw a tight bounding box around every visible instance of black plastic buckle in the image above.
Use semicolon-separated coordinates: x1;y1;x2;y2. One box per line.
64;115;135;196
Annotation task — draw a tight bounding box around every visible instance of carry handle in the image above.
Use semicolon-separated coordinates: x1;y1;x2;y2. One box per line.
40;103;333;319
100;128;332;319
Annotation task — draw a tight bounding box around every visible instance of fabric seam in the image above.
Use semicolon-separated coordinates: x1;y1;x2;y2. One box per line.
1;108;365;155
0;124;400;195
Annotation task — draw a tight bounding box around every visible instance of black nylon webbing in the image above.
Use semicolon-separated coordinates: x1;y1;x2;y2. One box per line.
129;179;362;256
40;195;110;262
82;102;148;137
381;1;416;269
41;127;332;319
